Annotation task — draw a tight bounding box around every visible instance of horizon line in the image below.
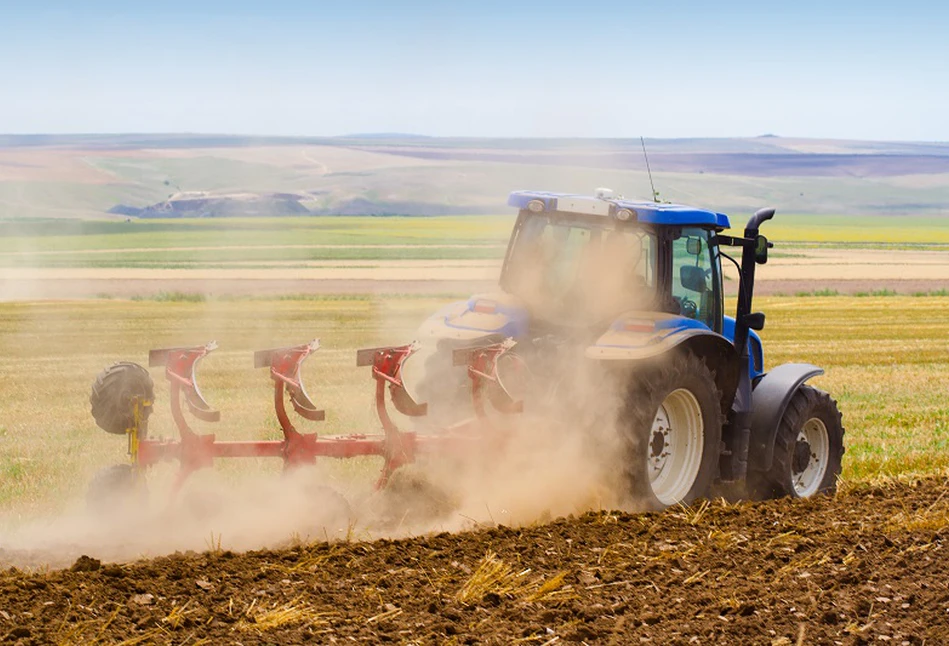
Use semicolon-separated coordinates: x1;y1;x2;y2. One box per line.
1;132;947;145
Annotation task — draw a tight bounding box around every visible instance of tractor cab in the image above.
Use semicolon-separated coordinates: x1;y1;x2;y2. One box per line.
501;190;727;335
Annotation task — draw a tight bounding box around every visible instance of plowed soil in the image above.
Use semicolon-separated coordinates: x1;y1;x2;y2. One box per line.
1;477;948;645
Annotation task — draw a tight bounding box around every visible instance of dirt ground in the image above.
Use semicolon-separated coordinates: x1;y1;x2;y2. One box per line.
0;477;946;644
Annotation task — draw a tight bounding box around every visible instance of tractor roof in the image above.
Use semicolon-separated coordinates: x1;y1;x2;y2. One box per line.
508;190;730;229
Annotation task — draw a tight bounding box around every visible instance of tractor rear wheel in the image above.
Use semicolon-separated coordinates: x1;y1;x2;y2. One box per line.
747;385;844;499
620;352;722;510
90;362;154;435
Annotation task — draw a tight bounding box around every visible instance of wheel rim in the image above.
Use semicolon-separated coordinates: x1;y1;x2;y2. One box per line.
792;417;830;497
647;388;704;506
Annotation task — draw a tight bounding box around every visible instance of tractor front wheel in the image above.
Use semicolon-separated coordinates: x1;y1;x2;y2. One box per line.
747;385;844;499
620;352;722;510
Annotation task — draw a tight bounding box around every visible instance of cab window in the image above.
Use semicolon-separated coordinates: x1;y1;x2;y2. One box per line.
504;214;657;323
671;227;721;332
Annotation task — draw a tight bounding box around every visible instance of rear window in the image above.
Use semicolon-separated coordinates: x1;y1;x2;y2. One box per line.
503;214;656;323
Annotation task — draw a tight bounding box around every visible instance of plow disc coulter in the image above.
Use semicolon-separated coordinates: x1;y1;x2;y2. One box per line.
88;339;522;506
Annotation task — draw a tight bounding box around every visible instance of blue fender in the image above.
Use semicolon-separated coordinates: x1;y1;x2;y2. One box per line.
415;292;530;342
748;363;824;471
585;312;742;408
585;312;717;361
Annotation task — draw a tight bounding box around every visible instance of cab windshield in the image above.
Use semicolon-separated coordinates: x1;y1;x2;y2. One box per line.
502;214;657;324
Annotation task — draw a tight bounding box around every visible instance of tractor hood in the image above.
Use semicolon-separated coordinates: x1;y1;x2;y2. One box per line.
416;292;530;341
586;311;719;360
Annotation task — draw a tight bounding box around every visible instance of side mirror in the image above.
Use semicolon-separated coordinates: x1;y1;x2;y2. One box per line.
754;235;771;264
686;237;703;255
743;311;766;331
680;265;707;293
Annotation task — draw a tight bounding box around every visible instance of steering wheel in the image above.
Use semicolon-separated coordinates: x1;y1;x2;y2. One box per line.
673;296;698;319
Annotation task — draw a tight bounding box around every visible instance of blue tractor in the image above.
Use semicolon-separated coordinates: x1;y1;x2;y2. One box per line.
406;189;845;509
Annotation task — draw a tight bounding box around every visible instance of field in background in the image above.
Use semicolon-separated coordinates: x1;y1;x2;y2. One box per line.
0;295;947;521
3;215;947;303
2;214;948;270
0;216;514;263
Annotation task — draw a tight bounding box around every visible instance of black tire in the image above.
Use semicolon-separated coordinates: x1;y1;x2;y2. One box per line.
619;352;722;510
90;362;154;435
747;385;844;499
86;464;146;516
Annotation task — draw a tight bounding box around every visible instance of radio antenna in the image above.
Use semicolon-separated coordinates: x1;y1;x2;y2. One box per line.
640;136;659;203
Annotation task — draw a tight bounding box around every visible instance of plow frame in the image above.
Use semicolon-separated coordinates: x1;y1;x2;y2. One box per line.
127;338;522;493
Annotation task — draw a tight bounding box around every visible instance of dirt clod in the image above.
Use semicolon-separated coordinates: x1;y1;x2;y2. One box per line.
129;593;154;606
68;555;100;572
4;627;30;641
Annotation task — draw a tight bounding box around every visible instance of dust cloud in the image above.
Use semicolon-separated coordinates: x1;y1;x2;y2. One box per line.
375;221;658;534
0;343;640;569
0;217;663;569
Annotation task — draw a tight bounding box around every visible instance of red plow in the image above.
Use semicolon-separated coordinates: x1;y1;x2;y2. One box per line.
89;339;522;504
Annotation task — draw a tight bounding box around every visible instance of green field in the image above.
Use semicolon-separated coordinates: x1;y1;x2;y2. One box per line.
0;216;515;248
0;295;946;521
1;214;947;269
768;214;949;245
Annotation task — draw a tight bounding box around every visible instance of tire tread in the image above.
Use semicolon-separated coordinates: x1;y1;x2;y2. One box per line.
89;362;155;435
748;384;845;499
620;351;723;509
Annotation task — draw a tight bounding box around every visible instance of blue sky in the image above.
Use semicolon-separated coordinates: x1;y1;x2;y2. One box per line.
1;0;946;140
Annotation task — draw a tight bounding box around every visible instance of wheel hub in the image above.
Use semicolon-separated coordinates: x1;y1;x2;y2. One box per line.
791;417;830;497
650;427;669;463
792;439;812;474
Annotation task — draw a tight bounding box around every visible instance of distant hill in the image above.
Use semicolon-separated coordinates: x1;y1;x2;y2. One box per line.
0;135;947;218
